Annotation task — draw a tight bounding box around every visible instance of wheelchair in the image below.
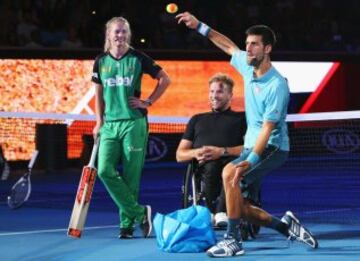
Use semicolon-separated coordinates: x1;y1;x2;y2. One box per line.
181;159;261;240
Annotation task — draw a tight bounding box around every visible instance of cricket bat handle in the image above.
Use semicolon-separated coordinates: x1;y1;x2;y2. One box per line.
88;137;99;168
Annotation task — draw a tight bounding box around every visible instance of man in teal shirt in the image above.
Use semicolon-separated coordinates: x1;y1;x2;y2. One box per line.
231;51;289;152
177;12;318;257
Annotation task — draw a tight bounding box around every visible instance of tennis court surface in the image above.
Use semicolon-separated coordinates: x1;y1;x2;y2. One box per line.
1;111;360;260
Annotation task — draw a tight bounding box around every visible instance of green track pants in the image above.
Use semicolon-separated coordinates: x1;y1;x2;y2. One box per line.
97;117;147;229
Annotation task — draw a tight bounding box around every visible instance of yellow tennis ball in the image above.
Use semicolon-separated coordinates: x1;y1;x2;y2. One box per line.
166;3;178;14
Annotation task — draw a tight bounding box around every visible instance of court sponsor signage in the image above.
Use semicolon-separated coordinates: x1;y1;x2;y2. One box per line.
145;134;182;162
322;129;360;154
146;136;168;162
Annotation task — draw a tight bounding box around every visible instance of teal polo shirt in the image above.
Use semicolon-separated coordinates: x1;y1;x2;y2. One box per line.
231;50;290;151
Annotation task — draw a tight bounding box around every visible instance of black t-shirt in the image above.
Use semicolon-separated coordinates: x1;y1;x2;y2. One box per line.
182;109;246;148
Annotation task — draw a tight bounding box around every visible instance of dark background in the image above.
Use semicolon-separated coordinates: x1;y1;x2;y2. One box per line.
1;0;360;53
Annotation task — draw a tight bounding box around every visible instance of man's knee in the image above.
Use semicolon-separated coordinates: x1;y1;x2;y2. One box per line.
222;163;236;185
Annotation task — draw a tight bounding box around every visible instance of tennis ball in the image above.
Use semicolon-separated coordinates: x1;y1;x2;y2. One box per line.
166;3;178;14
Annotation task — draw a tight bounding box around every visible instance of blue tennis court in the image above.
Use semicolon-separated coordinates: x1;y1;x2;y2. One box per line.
1;155;359;261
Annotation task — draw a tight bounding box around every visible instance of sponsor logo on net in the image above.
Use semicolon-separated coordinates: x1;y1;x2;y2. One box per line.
146;136;168;162
322;129;360;154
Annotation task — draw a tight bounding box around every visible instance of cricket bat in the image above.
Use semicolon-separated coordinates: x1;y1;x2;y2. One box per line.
67;138;99;238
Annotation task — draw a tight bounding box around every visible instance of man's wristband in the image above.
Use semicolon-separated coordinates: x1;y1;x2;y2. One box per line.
196;22;211;37
246;151;260;166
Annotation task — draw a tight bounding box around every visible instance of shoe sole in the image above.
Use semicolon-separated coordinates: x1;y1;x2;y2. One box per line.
207;249;245;257
119;235;133;239
215;221;228;227
144;205;152;238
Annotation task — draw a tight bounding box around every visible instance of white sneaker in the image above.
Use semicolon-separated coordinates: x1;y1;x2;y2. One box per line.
140;205;152;238
281;211;319;249
207;237;244;257
214;212;228;228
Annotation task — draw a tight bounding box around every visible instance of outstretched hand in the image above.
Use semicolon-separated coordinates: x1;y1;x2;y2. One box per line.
232;161;250;187
175;12;199;29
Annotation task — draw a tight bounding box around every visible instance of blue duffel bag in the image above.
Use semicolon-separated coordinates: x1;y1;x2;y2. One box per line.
153;205;216;253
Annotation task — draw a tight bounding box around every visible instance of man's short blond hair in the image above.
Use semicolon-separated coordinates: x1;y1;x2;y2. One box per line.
208;73;234;93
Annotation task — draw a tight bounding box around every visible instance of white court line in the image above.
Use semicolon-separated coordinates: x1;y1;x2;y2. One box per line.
0;225;118;237
2;208;358;237
273;207;360;217
0;195;108;205
298;207;360;215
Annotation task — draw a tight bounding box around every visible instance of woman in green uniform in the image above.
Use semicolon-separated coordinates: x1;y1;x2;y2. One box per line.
91;17;171;239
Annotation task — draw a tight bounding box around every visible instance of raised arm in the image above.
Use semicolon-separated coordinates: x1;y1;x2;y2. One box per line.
176;12;241;56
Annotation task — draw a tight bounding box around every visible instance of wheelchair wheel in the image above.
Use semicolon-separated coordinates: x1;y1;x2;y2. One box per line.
182;163;193;208
181;162;204;208
240;220;261;241
240;198;262;240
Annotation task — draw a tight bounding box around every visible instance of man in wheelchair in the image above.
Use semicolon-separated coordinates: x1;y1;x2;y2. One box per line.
176;73;259;237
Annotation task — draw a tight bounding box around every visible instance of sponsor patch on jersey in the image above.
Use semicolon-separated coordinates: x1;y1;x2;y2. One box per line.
101;66;112;73
104;75;134;88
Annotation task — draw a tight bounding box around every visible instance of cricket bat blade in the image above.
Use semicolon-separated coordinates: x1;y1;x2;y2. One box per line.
67;166;97;238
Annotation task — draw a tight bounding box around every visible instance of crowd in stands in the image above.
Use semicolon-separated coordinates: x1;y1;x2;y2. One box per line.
0;0;359;53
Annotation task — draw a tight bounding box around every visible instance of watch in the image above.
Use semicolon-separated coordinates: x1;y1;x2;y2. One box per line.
144;98;152;107
222;147;229;157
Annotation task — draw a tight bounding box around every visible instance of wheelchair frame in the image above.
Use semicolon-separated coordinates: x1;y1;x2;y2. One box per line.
181;160;204;208
181;159;261;240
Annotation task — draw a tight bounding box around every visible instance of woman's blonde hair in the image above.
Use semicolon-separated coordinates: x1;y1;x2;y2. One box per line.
104;17;131;52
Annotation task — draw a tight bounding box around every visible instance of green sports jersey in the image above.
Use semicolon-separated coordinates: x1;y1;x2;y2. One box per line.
92;48;162;121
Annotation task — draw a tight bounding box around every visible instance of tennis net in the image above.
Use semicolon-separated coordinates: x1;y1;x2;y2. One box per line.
264;110;360;225
0;112;187;161
0;110;359;224
0;110;359;162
